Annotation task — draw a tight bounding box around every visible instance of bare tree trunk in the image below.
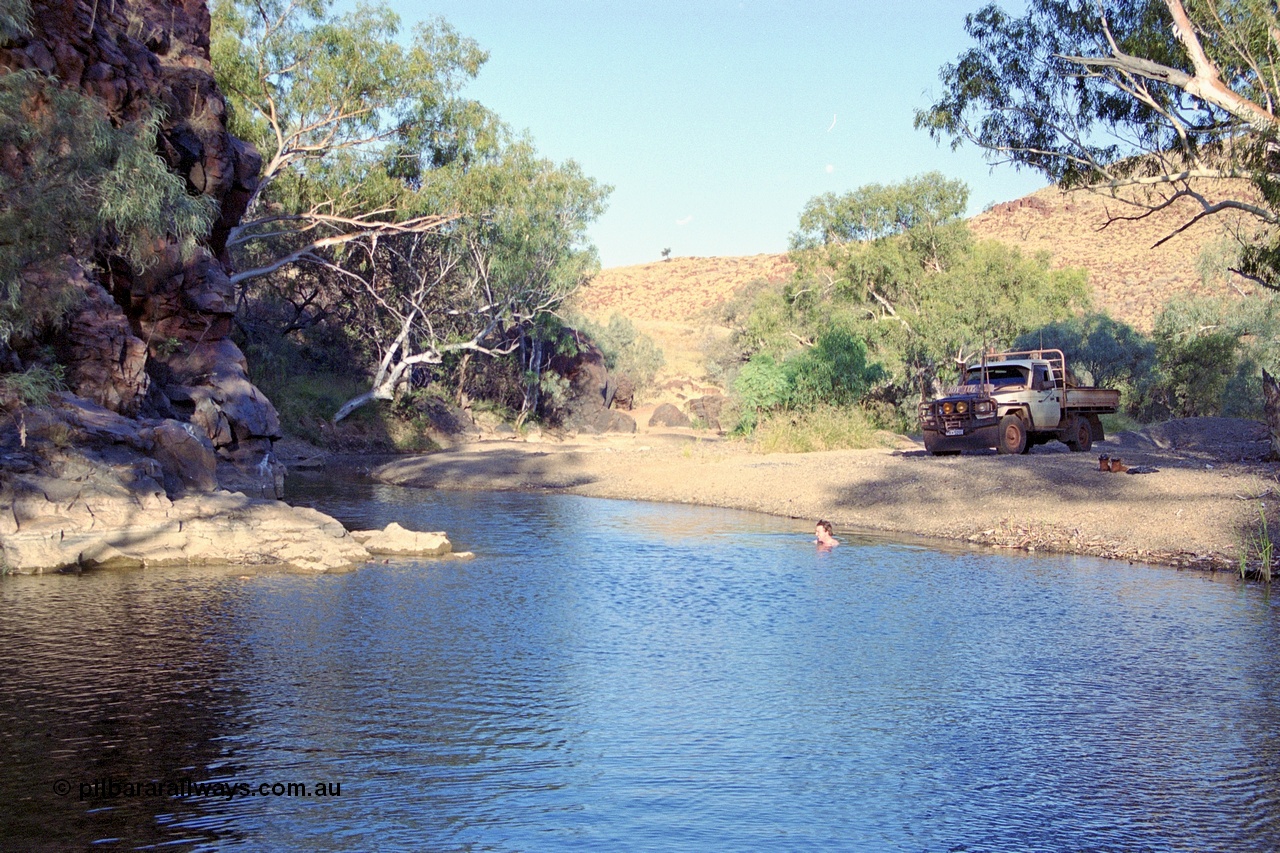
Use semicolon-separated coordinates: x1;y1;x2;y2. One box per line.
455;352;471;407
1264;369;1280;461
332;389;384;423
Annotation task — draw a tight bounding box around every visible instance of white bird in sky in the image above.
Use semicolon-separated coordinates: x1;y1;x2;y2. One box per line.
827;114;837;132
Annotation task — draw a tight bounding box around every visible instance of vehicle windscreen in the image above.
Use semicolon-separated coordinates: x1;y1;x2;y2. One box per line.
965;365;1027;388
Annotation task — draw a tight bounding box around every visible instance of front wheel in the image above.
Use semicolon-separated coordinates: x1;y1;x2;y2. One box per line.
997;415;1027;455
924;431;960;456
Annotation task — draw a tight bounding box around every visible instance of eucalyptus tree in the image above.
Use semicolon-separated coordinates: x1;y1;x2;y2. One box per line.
775;174;1087;409
211;0;496;291
328;143;609;422
211;0;610;420
916;0;1280;287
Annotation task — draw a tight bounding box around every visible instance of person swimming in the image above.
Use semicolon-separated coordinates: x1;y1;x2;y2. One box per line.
815;519;839;548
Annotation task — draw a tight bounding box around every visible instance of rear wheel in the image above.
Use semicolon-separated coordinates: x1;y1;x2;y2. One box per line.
1086;414;1104;443
1065;416;1093;452
997;415;1027;455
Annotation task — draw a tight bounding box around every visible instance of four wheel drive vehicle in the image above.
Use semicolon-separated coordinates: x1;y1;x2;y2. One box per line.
918;349;1120;456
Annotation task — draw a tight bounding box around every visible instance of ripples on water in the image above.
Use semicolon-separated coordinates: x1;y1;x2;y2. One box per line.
2;479;1280;851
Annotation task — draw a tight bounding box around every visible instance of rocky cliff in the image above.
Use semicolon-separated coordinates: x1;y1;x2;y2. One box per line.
1;0;282;496
0;1;360;573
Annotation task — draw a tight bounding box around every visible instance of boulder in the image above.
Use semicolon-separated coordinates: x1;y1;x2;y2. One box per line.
55;263;151;416
0;487;369;574
215;439;286;499
649;402;691;428
148;419;218;494
569;408;637;434
611;375;635;410
547;337;635;433
350;522;453;557
687;394;726;431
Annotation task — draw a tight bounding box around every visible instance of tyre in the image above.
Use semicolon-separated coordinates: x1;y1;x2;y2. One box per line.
997;414;1027;455
924;431;960;456
1065;416;1092;452
1086;414;1104;443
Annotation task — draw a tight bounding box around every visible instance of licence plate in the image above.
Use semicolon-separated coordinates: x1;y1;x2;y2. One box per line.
945;428;964;436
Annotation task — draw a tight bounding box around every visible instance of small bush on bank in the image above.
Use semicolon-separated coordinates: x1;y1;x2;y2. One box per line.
731;327;885;432
567;313;665;392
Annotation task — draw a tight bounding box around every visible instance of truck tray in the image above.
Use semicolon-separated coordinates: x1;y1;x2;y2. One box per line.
1064;387;1120;412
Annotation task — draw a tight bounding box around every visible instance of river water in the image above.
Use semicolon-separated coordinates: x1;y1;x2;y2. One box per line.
2;480;1280;851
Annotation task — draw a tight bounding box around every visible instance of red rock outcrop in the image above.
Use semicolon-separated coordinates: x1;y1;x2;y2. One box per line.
0;0;282;495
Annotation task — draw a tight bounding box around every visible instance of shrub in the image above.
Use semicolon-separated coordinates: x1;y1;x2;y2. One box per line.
0;363;63;408
787;328;885;409
1147;330;1239;419
0;71;214;348
731;354;791;430
570;313;665;390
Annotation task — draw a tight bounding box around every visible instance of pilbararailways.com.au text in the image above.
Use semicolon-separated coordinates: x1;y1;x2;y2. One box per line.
55;777;343;801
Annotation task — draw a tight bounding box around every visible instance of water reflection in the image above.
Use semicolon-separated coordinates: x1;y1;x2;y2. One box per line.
1;481;1279;850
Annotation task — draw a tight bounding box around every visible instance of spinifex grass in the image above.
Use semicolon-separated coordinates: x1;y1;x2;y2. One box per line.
1239;501;1275;583
750;405;893;454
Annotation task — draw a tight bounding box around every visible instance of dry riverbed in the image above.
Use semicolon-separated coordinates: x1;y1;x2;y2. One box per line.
373;417;1278;573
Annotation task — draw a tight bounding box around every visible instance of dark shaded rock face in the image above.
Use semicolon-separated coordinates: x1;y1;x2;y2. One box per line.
547;338;636;434
686;395;726;431
1;0;282;496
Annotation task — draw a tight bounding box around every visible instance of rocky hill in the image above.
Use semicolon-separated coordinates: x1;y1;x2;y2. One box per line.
576;180;1254;343
968;182;1259;331
575;181;1262;376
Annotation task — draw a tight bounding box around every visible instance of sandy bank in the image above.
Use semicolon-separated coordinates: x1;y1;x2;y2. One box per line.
373;419;1278;572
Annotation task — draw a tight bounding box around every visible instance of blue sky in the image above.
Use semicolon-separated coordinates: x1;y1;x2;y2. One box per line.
384;1;1043;268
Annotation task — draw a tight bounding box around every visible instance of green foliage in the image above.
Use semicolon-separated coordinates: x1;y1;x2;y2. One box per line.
721;174;1089;428
916;1;1189;189
906;241;1090;383
216;0;611;422
786;328;885;409
570;313;665;389
732;355;791;429
0;363;63;407
1013;294;1280;421
0;0;31;42
1149;322;1240;420
793;171;968;249
212;0;494;198
0;72;214;346
1012;313;1156;387
732;329;885;431
1138;294;1280;419
1240;500;1275;583
917;1;1280;286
